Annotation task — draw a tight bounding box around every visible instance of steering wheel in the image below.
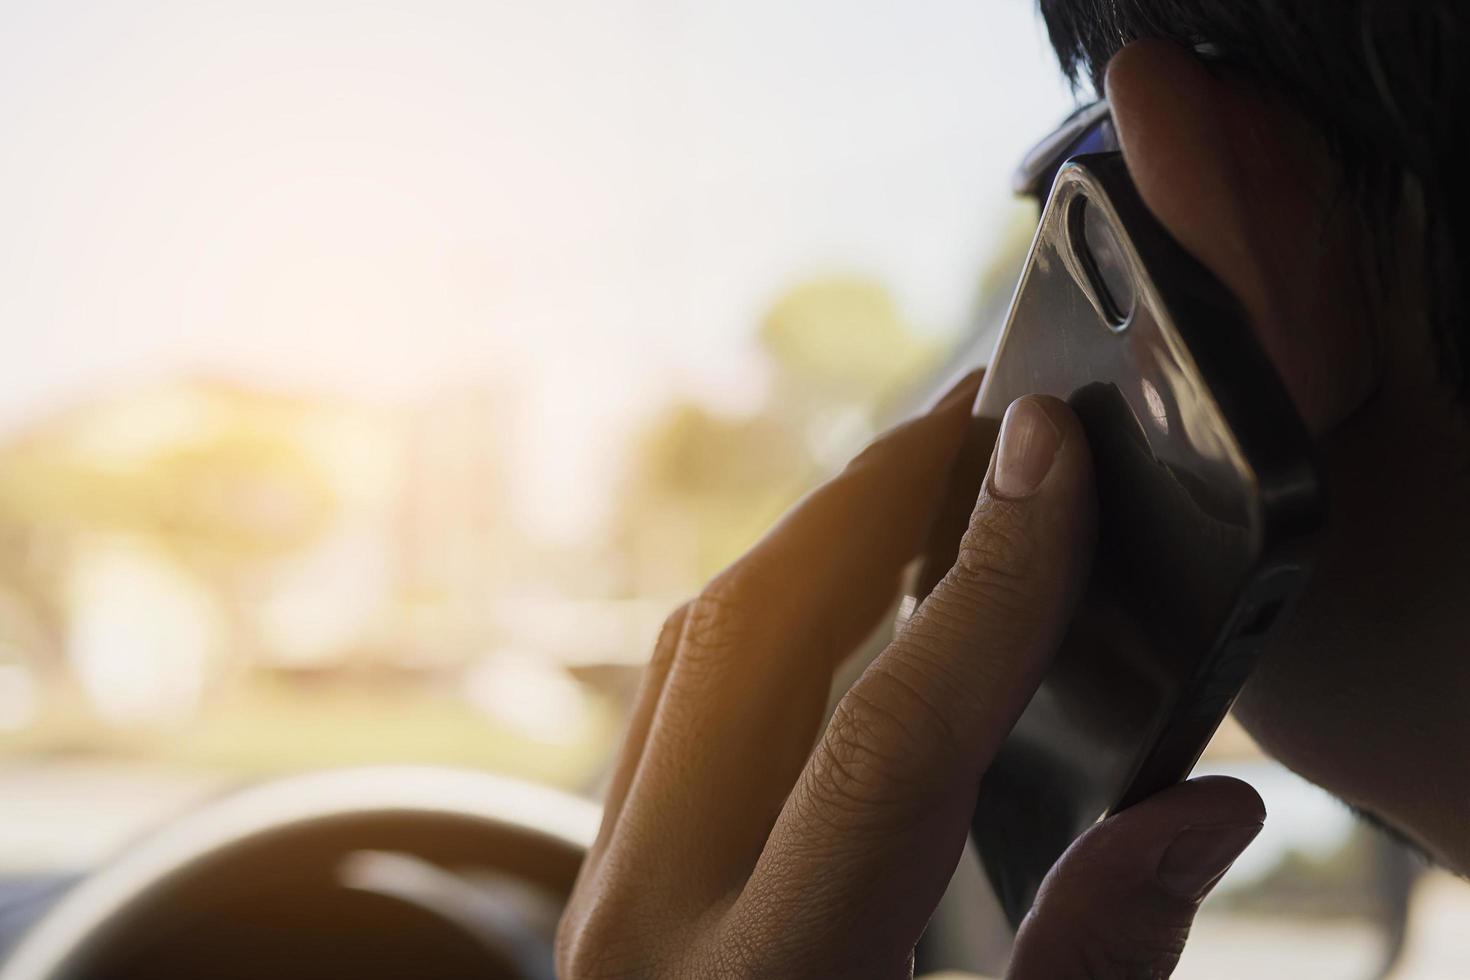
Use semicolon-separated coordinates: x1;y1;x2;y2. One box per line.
0;767;598;980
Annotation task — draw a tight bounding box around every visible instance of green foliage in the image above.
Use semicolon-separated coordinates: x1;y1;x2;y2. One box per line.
0;384;336;565
759;276;937;404
616;275;938;588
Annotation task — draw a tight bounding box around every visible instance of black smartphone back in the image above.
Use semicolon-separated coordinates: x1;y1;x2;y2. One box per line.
928;153;1322;927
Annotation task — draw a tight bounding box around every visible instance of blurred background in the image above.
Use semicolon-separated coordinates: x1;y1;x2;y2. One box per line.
0;2;1464;977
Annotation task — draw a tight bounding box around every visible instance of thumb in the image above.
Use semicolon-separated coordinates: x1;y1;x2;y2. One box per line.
1006;776;1265;979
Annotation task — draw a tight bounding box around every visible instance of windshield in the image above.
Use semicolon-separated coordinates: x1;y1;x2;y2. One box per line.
0;0;1064;860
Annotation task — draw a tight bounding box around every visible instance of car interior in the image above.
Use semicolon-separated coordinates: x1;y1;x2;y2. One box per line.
0;4;1458;979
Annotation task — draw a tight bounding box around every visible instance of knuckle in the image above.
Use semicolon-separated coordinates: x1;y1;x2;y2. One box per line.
808;688;948;815
712;926;771;980
951;500;1047;616
555;914;633;980
956;496;1036;581
679;567;764;664
556;896;684;980
700;561;762;615
651;602;692;667
681;553;809;667
811;708;907;813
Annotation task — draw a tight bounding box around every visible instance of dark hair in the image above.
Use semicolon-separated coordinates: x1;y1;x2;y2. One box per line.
1039;0;1470;400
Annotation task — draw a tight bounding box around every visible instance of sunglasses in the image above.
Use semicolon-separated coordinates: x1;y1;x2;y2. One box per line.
1014;100;1118;203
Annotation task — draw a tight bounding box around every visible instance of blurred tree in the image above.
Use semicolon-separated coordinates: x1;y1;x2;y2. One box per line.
0;381;337;672
760;276;937;413
0;384;333;559
614;276;939;594
617;403;807;593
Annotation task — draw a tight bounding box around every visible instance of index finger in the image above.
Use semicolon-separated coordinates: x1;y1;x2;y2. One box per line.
575;370;986;906
730;395;1095;970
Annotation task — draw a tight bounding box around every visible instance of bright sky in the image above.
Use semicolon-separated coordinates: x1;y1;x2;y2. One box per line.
0;0;1075;539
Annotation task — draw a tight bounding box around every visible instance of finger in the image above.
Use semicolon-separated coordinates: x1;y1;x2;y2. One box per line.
574;603;686;871
1007;776;1265;979
560;604;686;947
599;370;985;905
586;380;966;864
738;366;987;666
735;395;1096;974
912;411;1000;600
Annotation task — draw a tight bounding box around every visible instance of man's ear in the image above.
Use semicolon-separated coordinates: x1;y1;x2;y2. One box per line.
1104;39;1376;434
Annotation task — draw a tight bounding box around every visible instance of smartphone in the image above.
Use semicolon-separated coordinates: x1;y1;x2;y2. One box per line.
912;151;1322;928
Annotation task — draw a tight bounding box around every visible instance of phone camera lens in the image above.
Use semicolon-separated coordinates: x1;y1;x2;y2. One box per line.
1070;197;1136;328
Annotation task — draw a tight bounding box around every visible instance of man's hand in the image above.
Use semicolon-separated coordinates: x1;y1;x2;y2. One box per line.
558;374;1264;978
